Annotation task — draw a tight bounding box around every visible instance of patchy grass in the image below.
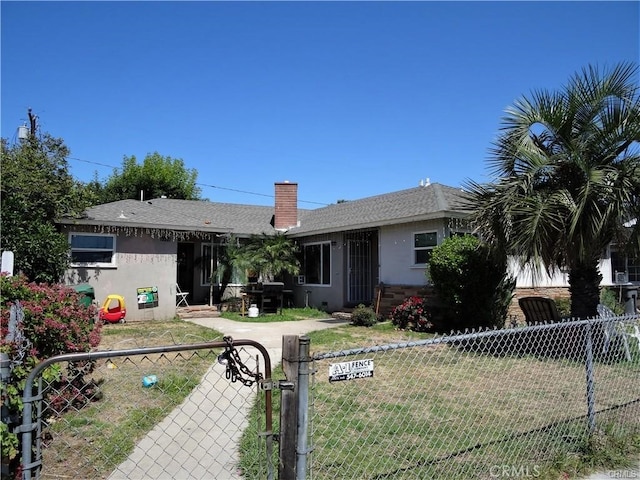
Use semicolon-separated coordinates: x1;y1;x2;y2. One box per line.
240;323;640;480
99;318;222;348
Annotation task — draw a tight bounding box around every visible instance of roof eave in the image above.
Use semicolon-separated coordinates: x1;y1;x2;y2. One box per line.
58;218;233;235
287;210;469;237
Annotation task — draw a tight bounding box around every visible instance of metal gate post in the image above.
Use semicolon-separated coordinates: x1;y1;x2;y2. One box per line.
296;336;311;480
584;321;596;433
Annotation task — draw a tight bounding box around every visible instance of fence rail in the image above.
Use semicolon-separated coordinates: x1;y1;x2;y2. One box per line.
309;316;640;479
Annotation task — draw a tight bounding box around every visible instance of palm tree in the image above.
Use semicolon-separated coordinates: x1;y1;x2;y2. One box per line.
213;235;245;302
466;63;640;319
238;232;301;282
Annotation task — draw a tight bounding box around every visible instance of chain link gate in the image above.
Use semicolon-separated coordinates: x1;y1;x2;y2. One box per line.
16;337;279;480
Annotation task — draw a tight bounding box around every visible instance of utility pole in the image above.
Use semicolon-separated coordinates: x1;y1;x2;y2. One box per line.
27;108;37;138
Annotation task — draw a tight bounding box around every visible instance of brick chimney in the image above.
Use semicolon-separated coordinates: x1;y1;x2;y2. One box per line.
274;181;298;230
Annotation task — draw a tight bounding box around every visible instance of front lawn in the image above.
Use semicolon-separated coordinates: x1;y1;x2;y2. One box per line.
240;322;640;480
221;306;330;322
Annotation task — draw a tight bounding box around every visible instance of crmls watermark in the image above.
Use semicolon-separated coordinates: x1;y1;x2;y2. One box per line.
489;465;541;478
606;470;639;479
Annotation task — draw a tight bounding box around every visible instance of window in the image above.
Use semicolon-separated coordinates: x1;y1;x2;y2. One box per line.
70;233;115;267
201;244;213;285
611;249;640;282
414;232;437;265
201;243;246;286
303;242;331;285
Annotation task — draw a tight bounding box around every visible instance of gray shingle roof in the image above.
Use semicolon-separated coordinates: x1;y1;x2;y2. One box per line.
59;183;469;236
289;183;469;235
59;199;279;236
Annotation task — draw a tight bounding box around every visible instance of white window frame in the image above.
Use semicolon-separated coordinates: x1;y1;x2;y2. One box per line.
69;232;116;268
611;247;640;283
303;241;331;286
413;231;438;266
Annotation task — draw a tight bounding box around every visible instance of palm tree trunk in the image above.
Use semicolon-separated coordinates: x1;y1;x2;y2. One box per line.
568;260;602;319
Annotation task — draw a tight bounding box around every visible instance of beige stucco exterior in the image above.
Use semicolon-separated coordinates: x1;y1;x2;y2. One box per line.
62;226;179;322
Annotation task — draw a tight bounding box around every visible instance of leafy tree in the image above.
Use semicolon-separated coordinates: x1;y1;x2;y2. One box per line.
466;63;640;320
429;235;515;331
99;152;201;202
1;135;97;282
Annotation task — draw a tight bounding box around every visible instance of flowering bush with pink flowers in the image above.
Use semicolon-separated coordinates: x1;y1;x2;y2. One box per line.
1;274;102;478
390;296;433;332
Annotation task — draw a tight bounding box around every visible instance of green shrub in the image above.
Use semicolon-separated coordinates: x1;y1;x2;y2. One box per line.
554;297;571;317
599;288;625;315
350;304;378;327
1;274;102;479
390;297;433;332
429;235;515;332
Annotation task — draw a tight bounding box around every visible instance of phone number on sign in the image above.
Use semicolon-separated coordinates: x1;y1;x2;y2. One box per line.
329;370;374;382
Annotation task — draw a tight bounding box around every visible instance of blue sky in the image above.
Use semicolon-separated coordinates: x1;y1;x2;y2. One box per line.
2;1;638;207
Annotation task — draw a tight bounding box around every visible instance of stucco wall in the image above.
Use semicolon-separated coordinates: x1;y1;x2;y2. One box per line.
65;233;178;322
293;233;345;312
378;220;449;285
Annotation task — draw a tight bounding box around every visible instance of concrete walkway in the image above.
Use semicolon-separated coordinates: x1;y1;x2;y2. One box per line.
108;316;349;480
186;316;350;368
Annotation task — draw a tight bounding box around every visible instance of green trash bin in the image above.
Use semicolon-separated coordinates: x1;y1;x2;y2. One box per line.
72;283;95;308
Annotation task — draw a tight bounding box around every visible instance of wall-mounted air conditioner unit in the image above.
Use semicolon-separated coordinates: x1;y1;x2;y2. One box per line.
297;275;305;285
615;271;629;284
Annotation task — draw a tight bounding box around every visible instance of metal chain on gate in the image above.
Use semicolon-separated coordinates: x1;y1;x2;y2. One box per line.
218;336;263;387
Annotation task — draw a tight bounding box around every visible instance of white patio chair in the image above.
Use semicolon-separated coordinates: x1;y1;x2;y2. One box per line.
628;324;640;352
176;284;189;307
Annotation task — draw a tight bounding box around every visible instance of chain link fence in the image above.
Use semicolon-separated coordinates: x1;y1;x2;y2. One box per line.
309;316;640;479
8;313;640;479
19;338;273;480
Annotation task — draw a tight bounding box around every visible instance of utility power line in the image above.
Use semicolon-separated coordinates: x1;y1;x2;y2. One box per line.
65;156;329;206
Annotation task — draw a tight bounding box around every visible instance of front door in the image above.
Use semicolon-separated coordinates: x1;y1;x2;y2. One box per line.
347;237;372;305
177;243;194;302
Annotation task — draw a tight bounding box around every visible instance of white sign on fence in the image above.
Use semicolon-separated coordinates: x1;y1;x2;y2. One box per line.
1;251;14;276
328;359;374;382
